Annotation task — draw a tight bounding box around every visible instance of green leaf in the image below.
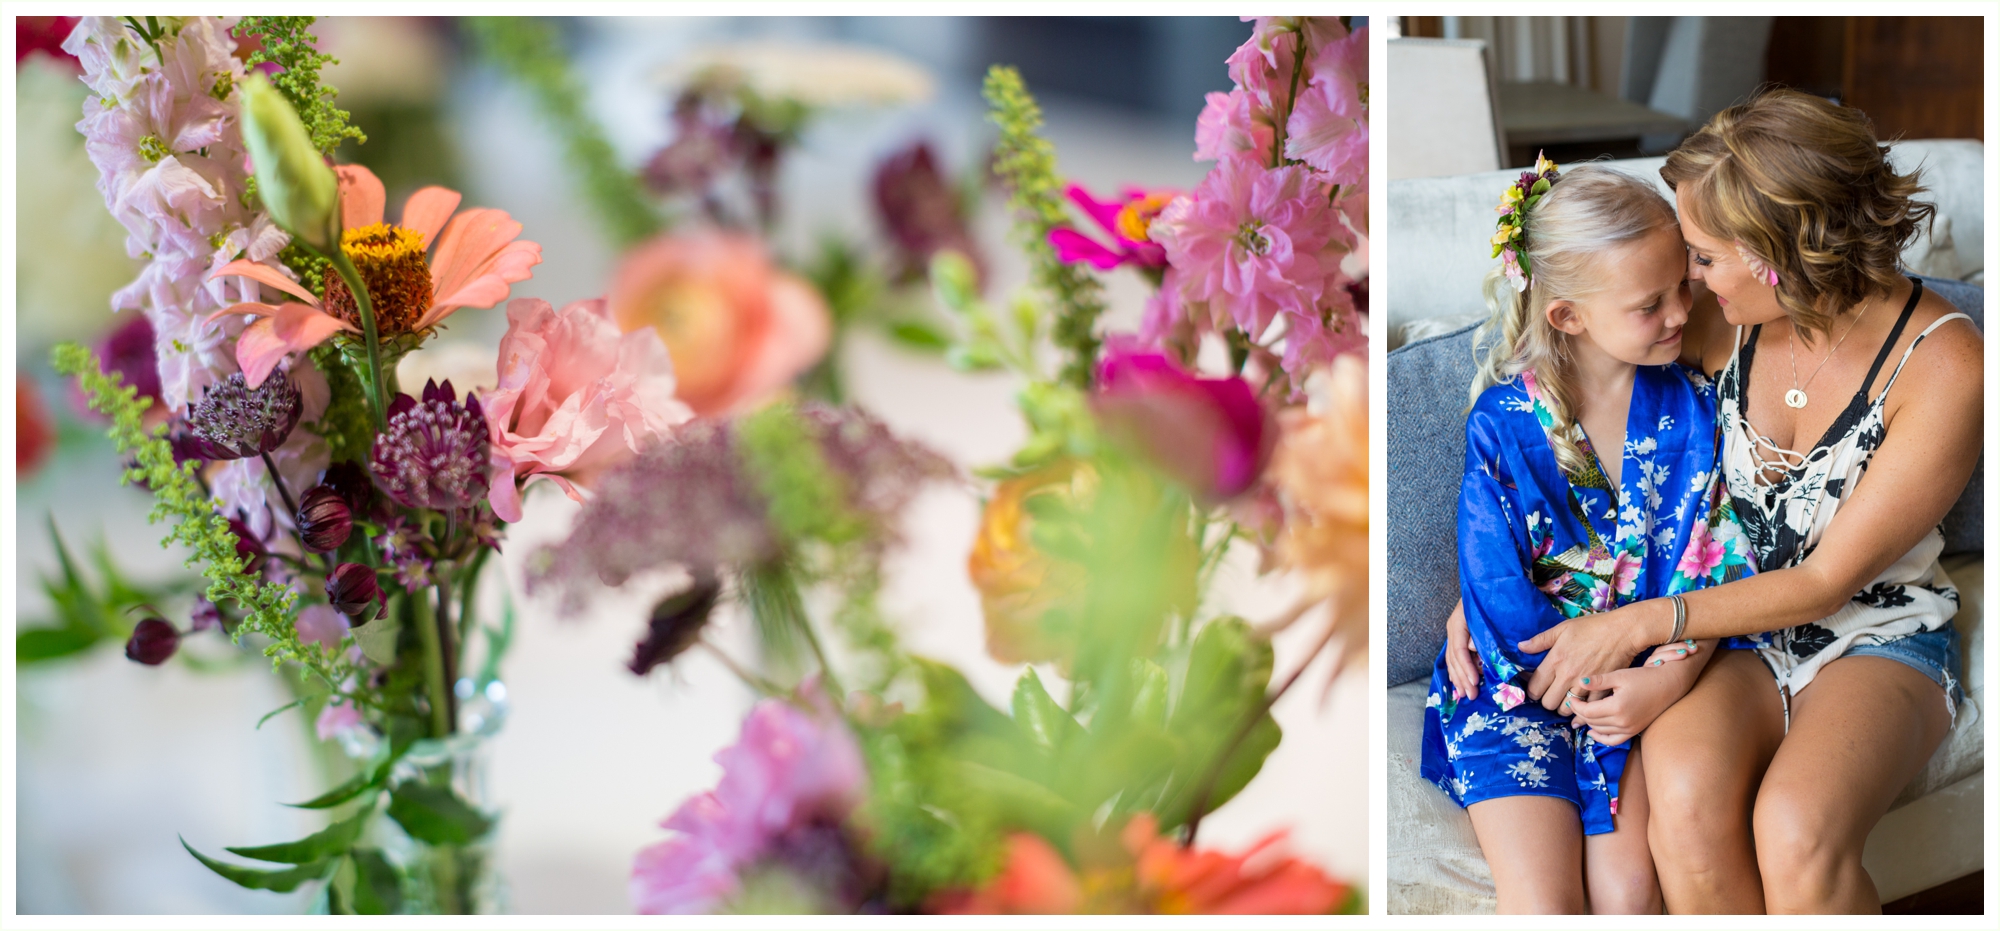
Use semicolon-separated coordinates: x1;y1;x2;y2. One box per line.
944;343;1004;373
348;847;404;914
1129;659;1169;730
15;626;100;663
225;805;372;864
350;611;402;666
954;761;1079;840
1530;178;1551;195
387;783;493;846
288;734;410;809
256;697;309;730
182;837;334;892
1010;667;1083;752
886;320;952;353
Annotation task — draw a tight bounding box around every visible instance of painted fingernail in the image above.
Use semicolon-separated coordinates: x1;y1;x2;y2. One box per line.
1654;659;1664;666
1678;649;1687;655
1582;677;1591;685
1686;639;1696;647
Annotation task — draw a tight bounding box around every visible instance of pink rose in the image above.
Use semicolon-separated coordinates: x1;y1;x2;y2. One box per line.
485;297;692;523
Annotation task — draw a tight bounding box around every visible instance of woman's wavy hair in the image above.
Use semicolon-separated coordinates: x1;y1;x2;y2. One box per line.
1660;87;1933;343
1471;166;1679;475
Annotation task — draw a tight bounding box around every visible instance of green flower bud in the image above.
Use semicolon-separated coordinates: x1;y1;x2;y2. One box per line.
238;74;339;254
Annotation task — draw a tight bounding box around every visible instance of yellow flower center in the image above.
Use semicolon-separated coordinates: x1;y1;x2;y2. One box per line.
321;223;434;336
1114;192;1175;243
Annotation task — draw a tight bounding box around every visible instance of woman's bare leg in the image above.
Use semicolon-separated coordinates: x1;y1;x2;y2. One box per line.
1583;746;1661;913
1467;796;1586;913
1642;649;1787;913
1753;655;1952;913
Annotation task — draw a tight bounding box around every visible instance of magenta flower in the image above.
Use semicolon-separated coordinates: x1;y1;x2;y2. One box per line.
631;684;867;914
1153;160;1342;338
1677;522;1727;579
1092;345;1275;501
125;617;180;665
1048;183;1175;271
484;297;689;523
1285;26;1369;186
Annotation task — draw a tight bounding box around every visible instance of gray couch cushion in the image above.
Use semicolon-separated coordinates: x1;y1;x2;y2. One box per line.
1385;277;1984;686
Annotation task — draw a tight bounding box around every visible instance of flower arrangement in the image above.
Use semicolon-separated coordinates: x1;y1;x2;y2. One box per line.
31;15;1368;916
1490;151;1560;291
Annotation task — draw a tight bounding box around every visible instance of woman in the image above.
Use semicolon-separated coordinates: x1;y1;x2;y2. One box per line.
1447;88;1981;913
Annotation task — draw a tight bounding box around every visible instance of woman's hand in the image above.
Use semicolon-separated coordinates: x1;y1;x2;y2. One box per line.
1444;600;1481;699
1520;599;1668;711
1567;643;1713;745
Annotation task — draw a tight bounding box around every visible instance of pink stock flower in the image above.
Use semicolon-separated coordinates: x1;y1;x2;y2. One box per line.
211;164;542;387
1284;27;1368;186
1093;345;1275;502
1154;160;1343;340
484;297;692;523
1193;88;1274;164
295;603;349;651
1048;183;1175;270
631;684;866;914
607;233;831;418
315;702;363;742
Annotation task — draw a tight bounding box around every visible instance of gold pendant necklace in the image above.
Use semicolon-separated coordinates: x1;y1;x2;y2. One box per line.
1786;300;1871;409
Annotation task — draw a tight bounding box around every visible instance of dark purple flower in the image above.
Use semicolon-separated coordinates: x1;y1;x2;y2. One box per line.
125;617;180;665
325;563;385;620
370;380;490;511
296;485;354;553
97;314;163;411
320;460;377;516
374;516;433;591
872;141;982;285
189;596;222;633
184;371;302;460
228;518;270;576
1092;345;1275;501
630;575;722;676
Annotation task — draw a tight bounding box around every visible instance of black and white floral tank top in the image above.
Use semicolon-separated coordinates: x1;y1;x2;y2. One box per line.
1715;278;1969;695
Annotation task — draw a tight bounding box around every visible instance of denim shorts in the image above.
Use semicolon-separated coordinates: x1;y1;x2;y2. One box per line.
1848;624;1964;710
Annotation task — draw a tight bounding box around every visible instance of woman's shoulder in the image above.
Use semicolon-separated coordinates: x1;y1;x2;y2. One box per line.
1890;281;1982;390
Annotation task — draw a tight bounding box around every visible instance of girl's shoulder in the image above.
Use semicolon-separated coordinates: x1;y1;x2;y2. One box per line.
1469;377;1539;419
1465;378;1544;458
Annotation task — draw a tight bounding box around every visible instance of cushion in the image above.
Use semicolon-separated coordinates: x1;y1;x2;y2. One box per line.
1386;278;1985;686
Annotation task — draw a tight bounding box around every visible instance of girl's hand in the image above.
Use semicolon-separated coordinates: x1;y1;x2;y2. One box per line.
1643;639;1700;667
1519;601;1663;710
1444;600;1481;699
1568;644;1710;744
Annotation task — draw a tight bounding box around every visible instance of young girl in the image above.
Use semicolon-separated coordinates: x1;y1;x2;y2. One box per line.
1419;163;1757;913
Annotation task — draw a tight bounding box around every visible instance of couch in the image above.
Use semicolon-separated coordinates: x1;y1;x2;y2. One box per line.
1384;143;1986;914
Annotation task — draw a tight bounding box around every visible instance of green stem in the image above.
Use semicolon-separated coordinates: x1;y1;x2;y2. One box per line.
328;251;388;431
456;545;492;671
1270;27;1310;167
411;589;452;740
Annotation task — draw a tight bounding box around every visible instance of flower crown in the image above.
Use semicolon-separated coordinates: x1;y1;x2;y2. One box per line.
1490;152;1560;293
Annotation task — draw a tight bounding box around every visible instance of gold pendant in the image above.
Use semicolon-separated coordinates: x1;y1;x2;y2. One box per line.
1785;388;1808;409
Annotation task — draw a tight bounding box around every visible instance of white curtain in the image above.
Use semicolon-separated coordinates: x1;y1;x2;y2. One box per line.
1444;16;1598;87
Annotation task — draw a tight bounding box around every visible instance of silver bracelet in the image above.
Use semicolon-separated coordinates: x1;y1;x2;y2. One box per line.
1666;594;1687;645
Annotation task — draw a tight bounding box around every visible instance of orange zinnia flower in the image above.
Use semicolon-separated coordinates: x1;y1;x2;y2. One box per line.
209;164;542;386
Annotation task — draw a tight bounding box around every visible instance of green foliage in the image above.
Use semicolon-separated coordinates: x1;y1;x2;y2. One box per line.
465;17;663;248
182;837;336;892
279;241;329;300
387;783;494;846
738;403;866;549
50;345;344;684
233;17;365;155
982;66;1107;390
306;343;377;463
18;519;194;664
225;804;374;864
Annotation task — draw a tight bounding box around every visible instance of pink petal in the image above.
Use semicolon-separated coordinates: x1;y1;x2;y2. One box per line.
211;259;320;305
1048;228;1129;270
235;304;355;388
1064;183;1126;234
399;186;462;248
488;457;525;523
336;164;386;231
205;300;282;325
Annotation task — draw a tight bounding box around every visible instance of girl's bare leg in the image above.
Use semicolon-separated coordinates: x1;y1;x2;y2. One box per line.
1753;655;1952;913
1583;746;1662;913
1642;649;1787;913
1467;796;1586;913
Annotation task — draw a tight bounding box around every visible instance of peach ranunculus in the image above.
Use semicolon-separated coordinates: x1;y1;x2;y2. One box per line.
936;814;1352;914
484;297;691;523
1269;354;1369;671
208;164;542;387
607;232;830;417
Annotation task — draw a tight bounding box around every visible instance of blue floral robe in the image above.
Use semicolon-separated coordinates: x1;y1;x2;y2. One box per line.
1420;364;1755;834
